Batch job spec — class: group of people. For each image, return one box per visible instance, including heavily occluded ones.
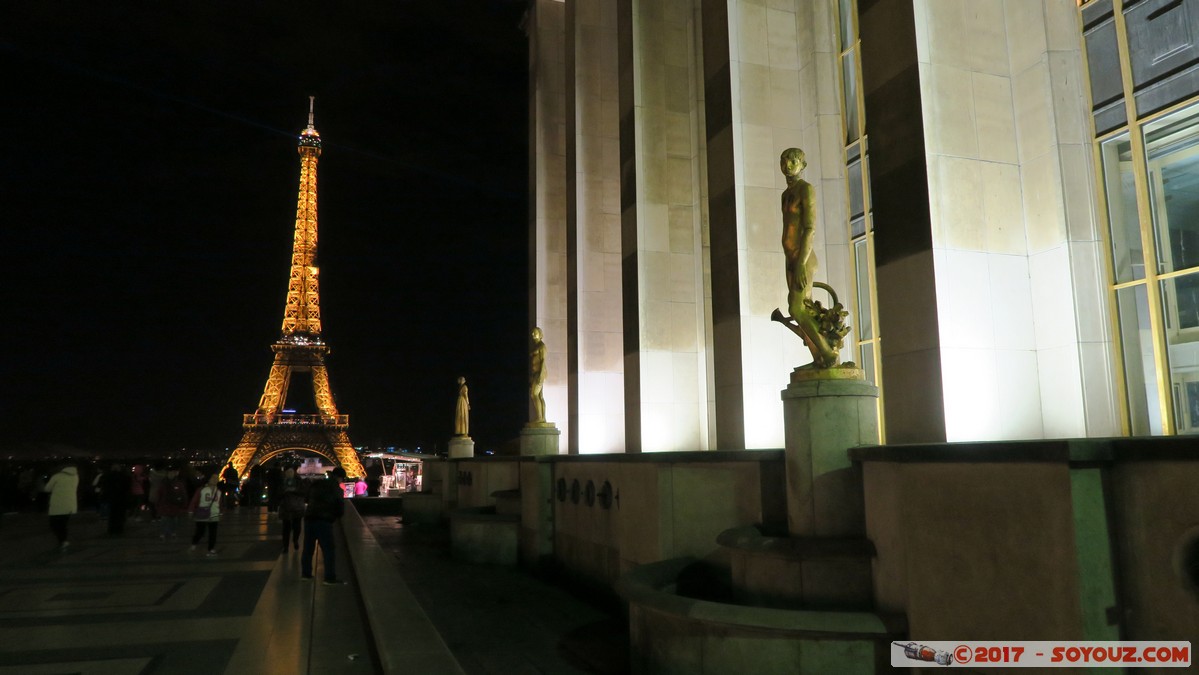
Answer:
[40,461,350,583]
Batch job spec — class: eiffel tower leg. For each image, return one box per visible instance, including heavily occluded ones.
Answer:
[311,365,337,417]
[329,430,365,479]
[227,429,268,477]
[258,360,292,415]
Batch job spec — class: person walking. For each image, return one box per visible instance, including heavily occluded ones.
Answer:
[220,462,239,510]
[155,467,189,539]
[100,463,132,535]
[130,464,147,521]
[44,463,79,551]
[189,473,222,557]
[301,467,345,584]
[278,467,305,553]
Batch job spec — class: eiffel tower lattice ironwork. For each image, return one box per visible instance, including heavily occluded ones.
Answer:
[226,99,366,479]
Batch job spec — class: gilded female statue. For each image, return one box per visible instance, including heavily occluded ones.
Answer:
[454,376,470,437]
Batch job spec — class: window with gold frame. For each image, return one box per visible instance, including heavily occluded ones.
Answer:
[1081,0,1199,435]
[837,0,883,440]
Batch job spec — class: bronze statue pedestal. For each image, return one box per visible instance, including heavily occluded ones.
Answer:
[781,373,877,538]
[448,435,475,459]
[520,423,560,456]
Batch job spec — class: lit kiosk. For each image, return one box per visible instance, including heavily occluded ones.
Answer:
[226,99,366,480]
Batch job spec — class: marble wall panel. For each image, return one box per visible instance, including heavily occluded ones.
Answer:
[1047,51,1086,147]
[941,346,1001,440]
[1021,150,1067,253]
[1037,342,1087,437]
[1004,0,1047,75]
[1069,240,1107,345]
[925,0,968,70]
[980,161,1026,255]
[1060,143,1097,242]
[934,156,985,250]
[766,8,799,70]
[973,72,1019,163]
[928,63,979,159]
[1043,0,1078,53]
[1013,61,1054,163]
[814,50,840,116]
[878,348,947,443]
[936,249,995,349]
[964,0,1009,77]
[1029,245,1079,351]
[738,62,772,127]
[738,1,770,66]
[988,252,1037,351]
[1077,341,1120,437]
[995,348,1045,439]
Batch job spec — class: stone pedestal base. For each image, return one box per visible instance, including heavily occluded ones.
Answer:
[448,436,475,459]
[520,424,560,456]
[782,377,878,538]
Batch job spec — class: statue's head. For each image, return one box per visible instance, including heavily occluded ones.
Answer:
[532,326,543,341]
[779,148,806,177]
[458,376,465,385]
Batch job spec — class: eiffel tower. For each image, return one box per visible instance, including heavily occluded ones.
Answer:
[226,99,366,479]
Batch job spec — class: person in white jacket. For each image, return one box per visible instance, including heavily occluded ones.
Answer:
[189,472,222,557]
[44,464,79,551]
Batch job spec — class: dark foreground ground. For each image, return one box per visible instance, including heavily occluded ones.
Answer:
[0,503,628,674]
[362,513,630,675]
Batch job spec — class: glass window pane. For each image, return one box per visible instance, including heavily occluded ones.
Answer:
[1102,133,1144,283]
[1162,270,1199,433]
[1144,103,1199,275]
[860,342,876,386]
[854,238,873,340]
[851,216,866,239]
[1117,284,1163,435]
[1162,267,1199,334]
[848,158,864,220]
[838,0,854,49]
[842,50,860,145]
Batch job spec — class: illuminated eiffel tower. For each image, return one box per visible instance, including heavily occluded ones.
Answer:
[226,99,366,479]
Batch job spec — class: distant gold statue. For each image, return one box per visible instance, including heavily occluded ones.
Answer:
[773,148,851,370]
[529,327,547,424]
[454,376,470,437]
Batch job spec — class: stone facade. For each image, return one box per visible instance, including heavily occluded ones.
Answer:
[529,0,1172,450]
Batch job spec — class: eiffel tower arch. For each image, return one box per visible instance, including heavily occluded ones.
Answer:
[226,99,366,479]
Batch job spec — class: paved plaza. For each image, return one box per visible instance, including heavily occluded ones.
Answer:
[0,503,627,674]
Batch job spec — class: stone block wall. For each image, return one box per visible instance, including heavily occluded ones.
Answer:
[544,450,787,589]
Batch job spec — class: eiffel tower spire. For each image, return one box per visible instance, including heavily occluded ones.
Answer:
[282,95,323,338]
[226,100,365,480]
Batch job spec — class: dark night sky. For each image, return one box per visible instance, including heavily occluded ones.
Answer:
[0,2,531,456]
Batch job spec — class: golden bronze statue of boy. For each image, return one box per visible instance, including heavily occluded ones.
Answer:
[773,148,854,376]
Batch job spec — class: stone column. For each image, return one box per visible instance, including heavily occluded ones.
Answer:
[529,0,571,448]
[616,0,712,453]
[782,376,878,537]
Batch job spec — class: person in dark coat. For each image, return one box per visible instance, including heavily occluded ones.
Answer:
[277,467,305,553]
[301,467,345,584]
[99,464,133,535]
[265,465,283,513]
